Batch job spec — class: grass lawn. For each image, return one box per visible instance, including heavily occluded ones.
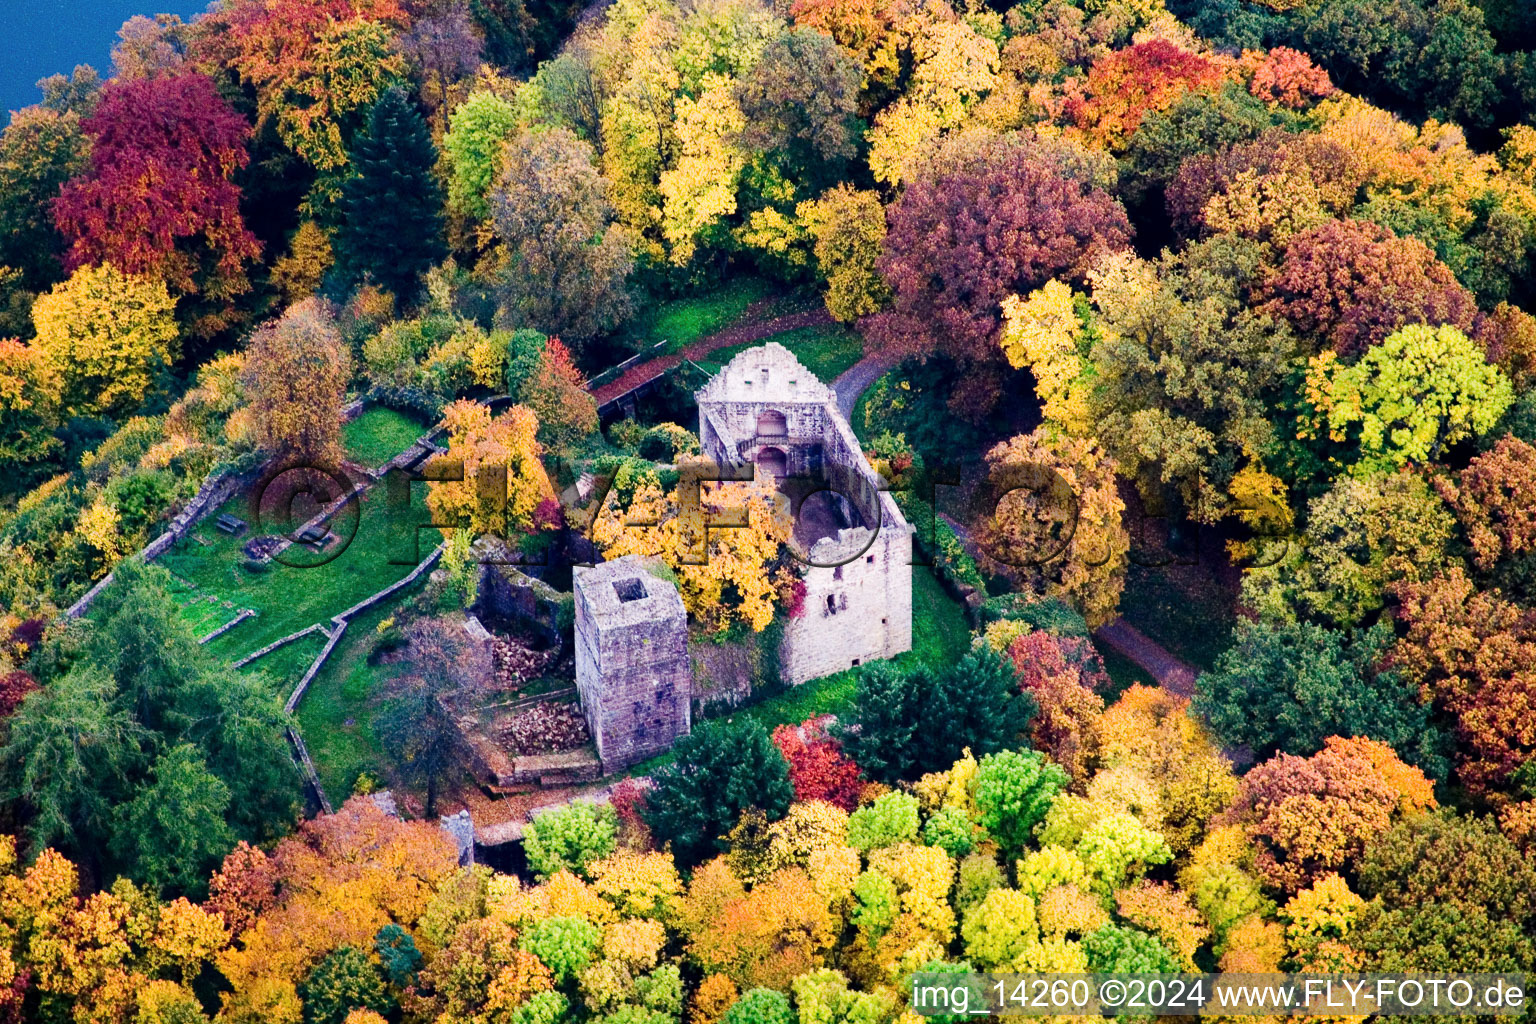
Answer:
[344,407,426,467]
[295,601,401,799]
[908,567,972,667]
[693,323,864,384]
[159,482,433,663]
[241,629,330,696]
[634,277,777,353]
[849,372,881,444]
[164,571,246,639]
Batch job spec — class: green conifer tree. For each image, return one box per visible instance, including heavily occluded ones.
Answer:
[336,87,447,302]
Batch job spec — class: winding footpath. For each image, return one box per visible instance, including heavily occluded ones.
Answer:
[831,351,900,420]
[932,515,1204,697]
[590,306,834,407]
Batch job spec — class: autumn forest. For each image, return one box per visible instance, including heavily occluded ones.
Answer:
[0,0,1535,1021]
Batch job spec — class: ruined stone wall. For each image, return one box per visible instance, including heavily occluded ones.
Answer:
[780,406,912,684]
[782,519,912,683]
[573,557,691,773]
[475,562,567,648]
[696,343,912,686]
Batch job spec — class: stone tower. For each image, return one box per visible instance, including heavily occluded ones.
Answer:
[573,555,691,773]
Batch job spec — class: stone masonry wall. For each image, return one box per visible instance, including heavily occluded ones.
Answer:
[696,344,912,685]
[574,557,692,773]
[780,408,912,683]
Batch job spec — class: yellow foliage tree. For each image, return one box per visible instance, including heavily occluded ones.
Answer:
[767,801,851,870]
[603,917,668,969]
[806,844,863,917]
[999,281,1094,435]
[590,851,683,921]
[961,888,1038,968]
[0,337,63,467]
[427,400,556,542]
[30,263,177,415]
[592,464,793,632]
[865,843,955,943]
[1097,685,1238,853]
[660,73,747,265]
[1280,873,1366,971]
[76,495,124,560]
[980,429,1129,627]
[798,185,891,322]
[866,18,1000,185]
[270,221,333,305]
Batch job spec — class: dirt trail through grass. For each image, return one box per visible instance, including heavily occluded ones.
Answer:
[590,306,833,406]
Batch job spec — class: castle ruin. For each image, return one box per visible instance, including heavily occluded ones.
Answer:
[695,343,913,683]
[570,344,912,774]
[572,555,691,773]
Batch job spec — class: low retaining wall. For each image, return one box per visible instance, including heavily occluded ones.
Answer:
[64,463,261,620]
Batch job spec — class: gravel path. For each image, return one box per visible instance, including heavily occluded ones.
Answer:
[831,351,898,420]
[1092,616,1200,696]
[941,503,1206,700]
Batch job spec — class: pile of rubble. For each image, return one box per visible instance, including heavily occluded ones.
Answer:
[499,701,589,755]
[491,636,559,689]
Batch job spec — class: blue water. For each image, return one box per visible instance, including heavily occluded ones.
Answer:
[1,1,210,116]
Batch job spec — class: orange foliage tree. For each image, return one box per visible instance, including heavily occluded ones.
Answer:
[244,299,353,467]
[1392,568,1536,795]
[211,797,460,1022]
[1225,737,1435,893]
[0,838,231,1024]
[684,865,837,990]
[1243,47,1334,108]
[1065,41,1225,149]
[517,337,598,448]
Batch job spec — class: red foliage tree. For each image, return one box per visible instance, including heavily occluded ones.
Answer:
[772,717,863,811]
[1259,219,1480,358]
[205,840,280,936]
[862,144,1130,416]
[1226,736,1435,893]
[1392,569,1536,795]
[5,619,45,662]
[53,73,261,340]
[1245,47,1335,108]
[1006,631,1107,785]
[1065,40,1225,147]
[1433,436,1536,571]
[1478,301,1536,388]
[609,776,654,848]
[0,670,38,719]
